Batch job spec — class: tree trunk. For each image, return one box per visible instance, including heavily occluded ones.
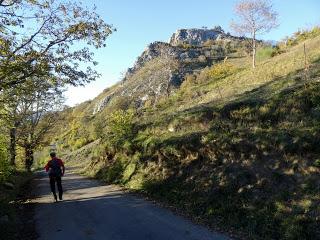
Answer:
[252,31,256,69]
[9,127,16,166]
[25,144,34,172]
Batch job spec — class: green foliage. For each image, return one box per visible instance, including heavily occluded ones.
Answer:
[0,0,113,171]
[106,109,136,149]
[277,26,320,52]
[0,134,11,183]
[109,96,134,111]
[122,163,137,182]
[181,62,238,89]
[313,159,320,168]
[0,0,114,90]
[102,159,124,183]
[285,26,320,47]
[93,115,107,139]
[179,62,238,101]
[256,46,276,60]
[74,138,88,150]
[208,62,237,80]
[0,160,11,183]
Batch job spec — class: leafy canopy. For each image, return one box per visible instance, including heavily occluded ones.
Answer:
[0,0,114,90]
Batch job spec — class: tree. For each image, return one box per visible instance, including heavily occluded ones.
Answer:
[0,0,114,168]
[0,0,114,90]
[0,71,64,169]
[106,109,135,150]
[14,81,64,171]
[230,0,278,68]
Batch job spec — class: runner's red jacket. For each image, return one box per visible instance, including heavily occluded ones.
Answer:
[45,158,64,173]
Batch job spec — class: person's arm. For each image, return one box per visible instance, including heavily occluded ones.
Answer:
[60,159,65,176]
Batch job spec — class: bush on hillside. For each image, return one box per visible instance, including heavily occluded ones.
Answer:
[281,26,320,48]
[180,74,197,89]
[179,63,237,99]
[109,96,134,111]
[256,46,277,60]
[208,62,237,80]
[106,109,136,150]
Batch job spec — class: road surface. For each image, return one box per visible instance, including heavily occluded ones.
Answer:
[33,170,230,240]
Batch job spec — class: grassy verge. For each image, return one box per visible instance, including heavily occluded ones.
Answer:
[89,40,320,239]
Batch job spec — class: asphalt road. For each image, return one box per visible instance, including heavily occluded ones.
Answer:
[33,170,230,240]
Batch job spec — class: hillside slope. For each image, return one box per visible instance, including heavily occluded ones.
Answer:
[37,29,320,239]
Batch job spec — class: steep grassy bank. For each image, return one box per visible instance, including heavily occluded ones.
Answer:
[37,31,320,239]
[93,80,320,239]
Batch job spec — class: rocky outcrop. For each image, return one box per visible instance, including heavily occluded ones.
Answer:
[124,42,177,81]
[124,40,223,82]
[93,92,116,114]
[93,27,243,114]
[169,26,229,46]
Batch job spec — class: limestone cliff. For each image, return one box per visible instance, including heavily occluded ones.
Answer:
[169,26,229,46]
[93,27,245,114]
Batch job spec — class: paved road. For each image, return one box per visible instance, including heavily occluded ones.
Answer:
[33,170,229,240]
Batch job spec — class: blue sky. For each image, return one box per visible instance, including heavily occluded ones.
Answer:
[65,0,320,106]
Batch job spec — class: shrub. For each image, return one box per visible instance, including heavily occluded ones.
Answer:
[180,74,197,90]
[196,67,212,84]
[102,159,124,183]
[93,115,107,139]
[256,46,277,60]
[281,26,320,48]
[109,96,133,111]
[208,62,237,80]
[313,159,320,168]
[106,109,136,149]
[74,138,88,150]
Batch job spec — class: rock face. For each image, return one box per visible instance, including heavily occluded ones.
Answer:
[93,27,242,114]
[169,26,228,46]
[124,42,177,81]
[93,92,116,114]
[124,41,217,81]
[93,42,221,113]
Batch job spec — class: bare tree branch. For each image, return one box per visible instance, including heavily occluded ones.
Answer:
[230,0,278,68]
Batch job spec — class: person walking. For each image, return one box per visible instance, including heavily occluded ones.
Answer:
[45,152,65,202]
